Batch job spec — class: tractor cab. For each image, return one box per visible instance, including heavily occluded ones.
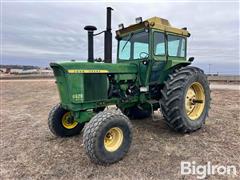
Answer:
[115,17,191,86]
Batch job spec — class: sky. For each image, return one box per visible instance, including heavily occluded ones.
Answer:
[1,0,240,74]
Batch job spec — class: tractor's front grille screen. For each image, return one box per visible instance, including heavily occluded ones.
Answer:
[83,74,108,102]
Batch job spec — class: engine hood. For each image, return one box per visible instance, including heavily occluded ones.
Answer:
[50,61,137,74]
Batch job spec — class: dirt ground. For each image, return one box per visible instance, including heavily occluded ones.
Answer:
[1,80,239,179]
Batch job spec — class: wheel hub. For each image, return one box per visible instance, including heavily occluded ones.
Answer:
[62,112,78,129]
[185,82,205,120]
[104,127,123,152]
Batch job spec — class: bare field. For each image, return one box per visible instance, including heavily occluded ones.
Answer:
[1,80,240,179]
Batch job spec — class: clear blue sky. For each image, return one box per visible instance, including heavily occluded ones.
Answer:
[2,0,240,75]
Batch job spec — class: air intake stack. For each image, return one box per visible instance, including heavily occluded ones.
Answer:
[84,25,97,62]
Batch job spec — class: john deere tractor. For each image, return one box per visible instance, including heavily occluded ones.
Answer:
[49,7,210,165]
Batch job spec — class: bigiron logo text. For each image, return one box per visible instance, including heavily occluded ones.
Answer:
[181,161,238,179]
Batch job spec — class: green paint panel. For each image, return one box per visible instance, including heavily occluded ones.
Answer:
[115,73,137,82]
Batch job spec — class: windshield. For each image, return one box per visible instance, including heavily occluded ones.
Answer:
[118,31,149,60]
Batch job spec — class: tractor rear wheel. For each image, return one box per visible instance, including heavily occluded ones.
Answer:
[121,106,151,119]
[48,104,85,137]
[83,111,132,165]
[160,66,210,133]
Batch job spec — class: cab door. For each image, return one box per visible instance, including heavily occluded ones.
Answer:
[128,30,151,86]
[149,30,167,84]
[117,30,152,86]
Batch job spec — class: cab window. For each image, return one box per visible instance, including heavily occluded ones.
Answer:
[153,32,165,55]
[119,40,130,60]
[133,42,148,59]
[118,31,149,60]
[167,35,186,57]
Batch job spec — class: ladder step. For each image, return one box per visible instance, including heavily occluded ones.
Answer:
[145,100,162,121]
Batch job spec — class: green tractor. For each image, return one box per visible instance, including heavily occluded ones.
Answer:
[49,7,210,165]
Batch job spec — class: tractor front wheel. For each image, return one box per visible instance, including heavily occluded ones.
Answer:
[160,66,210,133]
[48,104,85,137]
[83,111,132,165]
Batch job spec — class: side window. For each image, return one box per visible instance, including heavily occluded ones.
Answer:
[168,35,186,57]
[119,40,130,60]
[133,42,149,59]
[154,32,165,55]
[133,31,149,59]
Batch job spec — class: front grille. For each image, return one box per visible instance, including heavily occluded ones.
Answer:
[83,74,108,101]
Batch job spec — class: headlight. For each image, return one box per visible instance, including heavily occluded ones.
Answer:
[118,23,124,30]
[135,17,142,24]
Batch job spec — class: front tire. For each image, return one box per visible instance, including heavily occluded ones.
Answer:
[160,66,210,133]
[48,104,85,137]
[83,111,132,165]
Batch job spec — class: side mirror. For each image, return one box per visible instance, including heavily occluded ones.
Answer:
[188,57,194,62]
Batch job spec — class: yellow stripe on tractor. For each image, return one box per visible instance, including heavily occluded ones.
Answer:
[68,69,109,74]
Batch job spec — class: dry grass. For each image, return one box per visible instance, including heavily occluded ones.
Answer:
[1,80,240,179]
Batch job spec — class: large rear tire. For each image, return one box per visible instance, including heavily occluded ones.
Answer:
[48,104,85,137]
[83,111,132,165]
[160,66,210,133]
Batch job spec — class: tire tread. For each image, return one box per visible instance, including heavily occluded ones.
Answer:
[160,66,210,133]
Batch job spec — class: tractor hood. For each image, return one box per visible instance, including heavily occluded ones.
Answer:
[50,61,137,74]
[50,61,138,111]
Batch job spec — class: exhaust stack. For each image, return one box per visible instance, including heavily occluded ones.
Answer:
[84,7,113,63]
[84,25,97,62]
[104,7,113,63]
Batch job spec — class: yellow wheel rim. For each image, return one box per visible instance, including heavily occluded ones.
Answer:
[185,82,205,120]
[61,112,78,129]
[104,127,123,152]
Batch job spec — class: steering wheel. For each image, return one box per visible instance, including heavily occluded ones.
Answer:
[139,52,149,59]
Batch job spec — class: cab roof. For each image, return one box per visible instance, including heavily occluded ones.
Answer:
[116,17,190,37]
